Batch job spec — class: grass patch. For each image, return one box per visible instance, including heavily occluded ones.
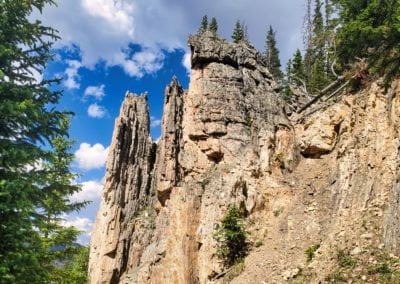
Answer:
[222,259,245,283]
[325,270,346,283]
[337,250,357,268]
[368,262,392,275]
[305,244,320,262]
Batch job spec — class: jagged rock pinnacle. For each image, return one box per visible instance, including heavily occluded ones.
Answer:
[89,30,400,283]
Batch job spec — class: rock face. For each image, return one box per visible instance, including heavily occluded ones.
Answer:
[89,93,156,284]
[89,31,400,283]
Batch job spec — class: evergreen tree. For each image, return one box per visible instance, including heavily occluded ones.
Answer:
[209,17,218,35]
[0,1,87,282]
[215,204,249,266]
[304,0,329,93]
[199,15,208,33]
[303,0,314,75]
[324,0,336,78]
[283,59,294,102]
[241,22,249,43]
[286,59,293,85]
[265,26,283,81]
[232,20,244,43]
[290,49,306,86]
[332,0,400,87]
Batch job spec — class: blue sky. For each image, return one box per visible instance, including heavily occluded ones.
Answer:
[34,0,305,244]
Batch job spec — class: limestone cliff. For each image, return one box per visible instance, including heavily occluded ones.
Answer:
[89,31,400,283]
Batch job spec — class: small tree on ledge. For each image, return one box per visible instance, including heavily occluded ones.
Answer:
[199,15,208,33]
[232,20,244,43]
[214,204,249,266]
[209,17,218,35]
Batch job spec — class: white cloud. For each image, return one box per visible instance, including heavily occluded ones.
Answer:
[37,0,304,76]
[29,68,43,83]
[150,116,162,128]
[24,159,44,172]
[84,85,106,100]
[64,60,82,89]
[88,103,107,118]
[70,180,103,203]
[117,48,165,77]
[74,143,109,170]
[182,51,191,74]
[61,216,93,236]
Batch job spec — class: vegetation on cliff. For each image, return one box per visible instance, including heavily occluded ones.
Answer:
[214,204,249,267]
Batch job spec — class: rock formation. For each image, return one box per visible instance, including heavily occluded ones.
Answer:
[89,31,400,283]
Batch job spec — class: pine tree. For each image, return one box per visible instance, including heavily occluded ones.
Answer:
[232,20,244,43]
[199,15,208,33]
[215,204,249,266]
[265,26,283,81]
[324,0,336,78]
[241,22,249,43]
[332,0,400,87]
[291,49,306,85]
[304,0,329,93]
[303,0,314,75]
[209,17,218,35]
[283,59,294,102]
[0,1,87,282]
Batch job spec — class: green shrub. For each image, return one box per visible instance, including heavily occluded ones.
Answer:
[223,259,246,282]
[215,204,249,266]
[337,250,356,268]
[305,244,320,262]
[325,270,346,283]
[368,262,392,275]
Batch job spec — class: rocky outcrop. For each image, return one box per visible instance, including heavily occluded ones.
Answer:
[152,77,184,207]
[89,93,156,284]
[89,31,293,283]
[89,30,400,284]
[232,81,400,283]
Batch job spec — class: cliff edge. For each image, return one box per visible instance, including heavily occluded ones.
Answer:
[89,32,400,283]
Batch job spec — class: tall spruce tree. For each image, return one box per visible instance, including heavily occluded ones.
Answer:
[241,22,249,43]
[304,0,329,93]
[0,1,86,282]
[303,0,314,75]
[265,26,283,81]
[232,20,244,43]
[324,0,336,79]
[291,49,306,85]
[199,15,208,33]
[283,59,294,102]
[209,17,218,35]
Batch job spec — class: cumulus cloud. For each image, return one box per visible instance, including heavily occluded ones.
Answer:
[24,159,44,172]
[88,103,107,118]
[117,48,165,77]
[74,143,109,170]
[61,216,93,236]
[37,0,165,77]
[37,0,304,77]
[29,68,43,83]
[182,52,191,75]
[64,60,82,89]
[84,85,106,100]
[70,180,103,203]
[150,116,162,128]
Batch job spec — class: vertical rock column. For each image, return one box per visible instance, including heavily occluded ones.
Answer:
[89,93,156,284]
[152,77,185,207]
